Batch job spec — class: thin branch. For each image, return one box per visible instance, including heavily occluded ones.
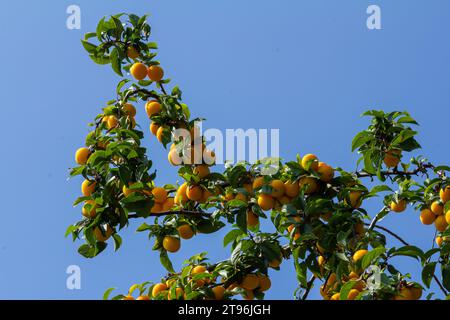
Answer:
[356,163,434,178]
[301,275,316,300]
[128,210,210,219]
[365,223,448,296]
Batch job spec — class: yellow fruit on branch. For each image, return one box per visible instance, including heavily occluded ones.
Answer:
[317,162,334,182]
[150,203,163,214]
[156,126,168,143]
[287,224,300,240]
[346,289,360,300]
[81,179,96,196]
[347,191,363,209]
[177,224,194,240]
[122,103,136,117]
[390,199,407,213]
[383,149,402,168]
[152,187,168,204]
[394,287,414,300]
[439,186,450,203]
[193,164,210,179]
[240,274,259,291]
[330,293,340,300]
[212,286,226,300]
[145,100,161,117]
[122,183,139,197]
[257,275,271,292]
[168,287,184,300]
[162,236,180,253]
[186,185,203,201]
[150,122,160,136]
[162,197,174,211]
[82,200,97,218]
[318,256,326,268]
[431,201,444,216]
[175,183,188,205]
[301,154,319,171]
[284,181,299,198]
[352,249,368,262]
[152,283,168,297]
[94,225,113,242]
[107,115,118,129]
[257,194,275,211]
[435,215,448,232]
[446,210,450,224]
[247,210,259,227]
[136,295,150,300]
[200,189,213,204]
[147,65,164,82]
[234,193,247,202]
[191,265,207,275]
[298,177,319,195]
[126,46,140,59]
[252,177,266,190]
[420,208,436,225]
[130,62,148,80]
[270,179,285,198]
[168,148,183,166]
[75,147,90,165]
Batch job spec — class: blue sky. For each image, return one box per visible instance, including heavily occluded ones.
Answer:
[1,0,450,299]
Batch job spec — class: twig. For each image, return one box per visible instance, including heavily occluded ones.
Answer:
[365,223,448,296]
[356,163,434,179]
[301,275,316,300]
[128,210,210,219]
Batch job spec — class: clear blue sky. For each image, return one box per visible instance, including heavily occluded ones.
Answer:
[1,0,450,299]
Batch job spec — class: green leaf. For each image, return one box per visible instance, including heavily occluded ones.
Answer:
[339,281,357,300]
[196,219,224,234]
[160,250,175,273]
[112,234,122,252]
[442,264,450,291]
[227,199,247,208]
[223,229,244,247]
[103,287,116,300]
[84,32,97,40]
[136,223,152,232]
[397,116,418,125]
[78,244,96,258]
[81,40,97,53]
[65,225,78,238]
[361,247,385,270]
[110,48,123,76]
[370,185,393,194]
[390,245,423,261]
[235,209,248,234]
[422,262,437,288]
[351,131,371,152]
[89,55,110,65]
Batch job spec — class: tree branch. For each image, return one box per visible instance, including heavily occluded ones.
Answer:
[365,223,448,296]
[356,162,434,178]
[128,210,210,219]
[301,275,316,300]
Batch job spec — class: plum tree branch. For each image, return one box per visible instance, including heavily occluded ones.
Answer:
[128,210,210,219]
[356,162,434,179]
[301,275,316,300]
[365,223,448,296]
